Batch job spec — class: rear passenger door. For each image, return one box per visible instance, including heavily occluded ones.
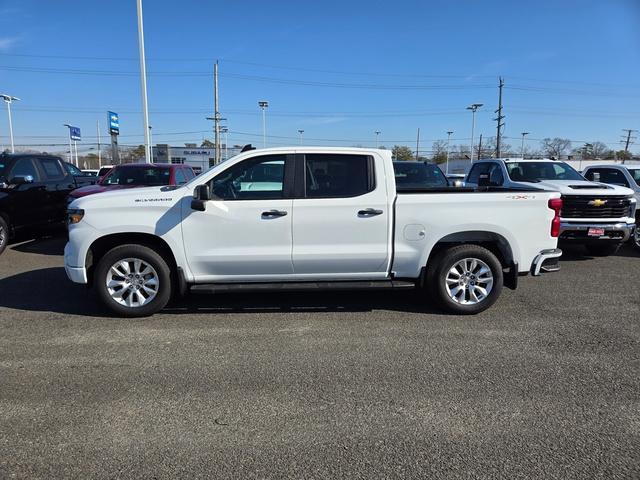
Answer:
[291,153,390,278]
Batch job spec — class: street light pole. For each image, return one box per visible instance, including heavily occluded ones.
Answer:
[466,103,483,162]
[258,100,269,148]
[298,129,304,145]
[520,132,529,159]
[0,94,20,153]
[136,0,151,163]
[375,130,381,148]
[445,131,453,175]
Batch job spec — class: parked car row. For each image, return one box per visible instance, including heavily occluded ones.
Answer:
[0,153,194,255]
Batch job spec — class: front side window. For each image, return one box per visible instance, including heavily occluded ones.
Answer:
[9,158,39,181]
[305,154,372,198]
[629,169,640,187]
[394,162,448,189]
[64,162,83,176]
[102,166,171,186]
[208,154,285,200]
[506,162,583,182]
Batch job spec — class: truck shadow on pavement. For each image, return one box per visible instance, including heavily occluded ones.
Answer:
[0,266,443,317]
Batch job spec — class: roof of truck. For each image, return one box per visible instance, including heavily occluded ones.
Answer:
[476,158,559,163]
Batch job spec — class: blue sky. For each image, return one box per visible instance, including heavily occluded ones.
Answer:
[0,0,638,154]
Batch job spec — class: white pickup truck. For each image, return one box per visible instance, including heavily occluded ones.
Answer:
[65,147,562,317]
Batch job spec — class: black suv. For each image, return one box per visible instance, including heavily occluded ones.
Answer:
[0,153,89,255]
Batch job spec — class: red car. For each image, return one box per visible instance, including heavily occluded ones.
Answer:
[69,163,195,200]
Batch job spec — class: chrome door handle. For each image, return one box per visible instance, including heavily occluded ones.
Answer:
[358,208,383,217]
[261,209,288,218]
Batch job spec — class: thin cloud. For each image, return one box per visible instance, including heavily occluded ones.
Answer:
[0,36,20,51]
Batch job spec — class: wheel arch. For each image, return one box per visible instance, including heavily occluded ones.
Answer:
[86,232,179,286]
[422,230,517,289]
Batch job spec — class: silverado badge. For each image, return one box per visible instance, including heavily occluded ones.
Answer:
[588,199,607,207]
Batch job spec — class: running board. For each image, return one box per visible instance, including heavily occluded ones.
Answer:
[190,280,416,294]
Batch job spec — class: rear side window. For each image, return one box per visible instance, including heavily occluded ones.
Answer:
[9,158,39,181]
[64,162,83,176]
[38,158,65,180]
[305,154,373,198]
[174,168,186,185]
[584,168,630,187]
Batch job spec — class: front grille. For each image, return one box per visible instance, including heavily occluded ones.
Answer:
[561,195,631,219]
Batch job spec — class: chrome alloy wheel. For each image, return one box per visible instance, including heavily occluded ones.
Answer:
[634,227,640,249]
[445,258,494,305]
[0,224,5,247]
[106,258,159,308]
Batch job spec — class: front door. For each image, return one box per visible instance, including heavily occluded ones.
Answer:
[291,153,390,278]
[6,157,47,228]
[181,154,295,282]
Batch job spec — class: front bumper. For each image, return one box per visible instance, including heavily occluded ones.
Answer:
[531,248,563,276]
[64,241,88,284]
[559,222,634,243]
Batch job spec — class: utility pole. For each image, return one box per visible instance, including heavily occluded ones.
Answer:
[96,120,101,167]
[520,131,529,159]
[214,61,221,163]
[136,0,151,163]
[478,134,483,160]
[445,131,453,175]
[494,77,505,158]
[622,129,637,164]
[415,128,420,161]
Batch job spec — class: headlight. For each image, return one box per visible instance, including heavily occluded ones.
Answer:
[67,208,85,225]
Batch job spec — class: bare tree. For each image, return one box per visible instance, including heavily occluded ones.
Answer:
[590,141,611,158]
[540,138,572,159]
[431,140,448,164]
[392,145,414,161]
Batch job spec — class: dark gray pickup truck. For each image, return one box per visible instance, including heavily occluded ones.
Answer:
[0,153,94,255]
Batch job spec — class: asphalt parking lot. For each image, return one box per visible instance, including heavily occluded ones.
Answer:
[0,236,638,479]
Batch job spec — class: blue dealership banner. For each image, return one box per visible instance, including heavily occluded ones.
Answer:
[108,111,119,135]
[69,126,81,141]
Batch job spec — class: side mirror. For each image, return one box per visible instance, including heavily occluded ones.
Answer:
[191,184,211,211]
[10,175,34,186]
[592,172,601,182]
[477,172,491,188]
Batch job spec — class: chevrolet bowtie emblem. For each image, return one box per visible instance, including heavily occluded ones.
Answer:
[588,199,607,207]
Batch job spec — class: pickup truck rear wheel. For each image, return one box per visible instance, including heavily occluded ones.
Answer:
[632,228,640,251]
[0,215,8,256]
[430,245,503,315]
[94,244,172,317]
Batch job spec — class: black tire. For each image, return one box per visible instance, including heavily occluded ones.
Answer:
[428,244,503,315]
[94,244,172,317]
[0,215,8,256]
[632,227,640,252]
[584,243,620,257]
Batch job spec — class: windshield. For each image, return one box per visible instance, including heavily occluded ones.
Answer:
[101,166,171,186]
[394,162,448,189]
[630,169,640,186]
[506,161,584,182]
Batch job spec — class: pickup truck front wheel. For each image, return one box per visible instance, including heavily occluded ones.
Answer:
[94,244,172,317]
[430,245,503,315]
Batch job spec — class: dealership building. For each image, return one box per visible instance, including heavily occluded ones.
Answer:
[152,144,241,174]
